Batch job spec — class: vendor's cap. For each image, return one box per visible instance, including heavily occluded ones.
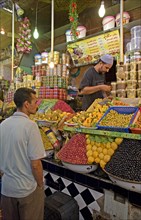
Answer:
[100,54,113,65]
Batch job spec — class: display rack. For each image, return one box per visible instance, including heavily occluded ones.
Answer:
[63,126,141,140]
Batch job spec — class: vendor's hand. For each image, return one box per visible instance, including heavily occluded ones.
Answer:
[100,85,111,92]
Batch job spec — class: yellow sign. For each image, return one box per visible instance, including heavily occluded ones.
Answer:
[67,30,120,66]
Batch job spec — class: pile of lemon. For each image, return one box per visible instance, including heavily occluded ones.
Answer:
[86,134,123,169]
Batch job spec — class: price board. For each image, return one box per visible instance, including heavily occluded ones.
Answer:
[67,30,120,67]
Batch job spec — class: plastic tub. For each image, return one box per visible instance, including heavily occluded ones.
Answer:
[138,70,141,80]
[131,37,141,50]
[117,81,126,90]
[116,12,130,27]
[138,80,141,88]
[129,71,137,80]
[34,54,42,65]
[102,16,115,31]
[127,89,136,98]
[111,90,116,98]
[127,80,137,89]
[65,26,86,42]
[131,26,141,38]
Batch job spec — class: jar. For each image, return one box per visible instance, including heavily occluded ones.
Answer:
[138,70,141,80]
[125,71,130,81]
[34,54,42,66]
[127,80,137,89]
[111,82,117,91]
[138,80,141,88]
[116,89,126,98]
[137,88,141,97]
[129,71,137,80]
[111,90,116,98]
[117,81,126,90]
[127,89,136,98]
[41,52,48,64]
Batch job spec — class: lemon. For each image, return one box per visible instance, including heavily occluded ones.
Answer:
[95,157,100,164]
[86,150,93,157]
[96,142,101,147]
[100,160,106,169]
[107,149,114,156]
[92,145,97,151]
[111,142,118,151]
[103,155,111,163]
[103,148,108,155]
[91,140,95,146]
[93,151,98,158]
[97,147,103,153]
[115,137,123,145]
[86,144,92,151]
[106,142,111,149]
[99,153,104,160]
[86,134,89,139]
[86,139,91,145]
[88,156,94,164]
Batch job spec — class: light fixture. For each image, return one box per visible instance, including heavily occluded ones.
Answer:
[15,3,24,16]
[49,0,54,69]
[33,0,39,39]
[98,1,105,18]
[0,28,5,35]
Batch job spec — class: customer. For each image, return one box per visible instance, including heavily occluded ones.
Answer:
[79,54,113,110]
[0,87,46,220]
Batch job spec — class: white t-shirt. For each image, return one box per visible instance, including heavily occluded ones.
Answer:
[0,112,46,198]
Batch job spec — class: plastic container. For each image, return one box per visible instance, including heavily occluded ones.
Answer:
[131,37,141,50]
[44,191,79,220]
[96,106,138,133]
[138,70,141,80]
[111,82,117,90]
[131,26,141,38]
[117,81,126,90]
[111,90,116,98]
[65,26,86,42]
[115,12,130,27]
[116,89,126,98]
[127,89,136,98]
[102,16,115,31]
[127,80,137,89]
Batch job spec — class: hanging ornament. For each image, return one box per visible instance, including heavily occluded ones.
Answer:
[16,17,32,54]
[69,0,78,40]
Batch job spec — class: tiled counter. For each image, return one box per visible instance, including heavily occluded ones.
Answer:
[42,158,141,220]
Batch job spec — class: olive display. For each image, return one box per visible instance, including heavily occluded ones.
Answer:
[99,110,133,127]
[105,139,141,182]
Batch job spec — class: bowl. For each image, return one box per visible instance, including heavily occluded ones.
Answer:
[104,170,141,193]
[45,149,54,158]
[62,161,98,174]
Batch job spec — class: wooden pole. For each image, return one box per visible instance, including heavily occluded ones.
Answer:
[11,3,15,82]
[120,0,124,63]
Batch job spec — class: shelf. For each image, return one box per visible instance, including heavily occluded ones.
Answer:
[63,126,141,140]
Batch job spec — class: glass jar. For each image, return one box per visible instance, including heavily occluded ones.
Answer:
[127,89,136,98]
[116,89,126,98]
[127,80,137,89]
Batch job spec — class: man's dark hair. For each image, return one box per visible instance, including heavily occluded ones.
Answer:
[14,87,36,108]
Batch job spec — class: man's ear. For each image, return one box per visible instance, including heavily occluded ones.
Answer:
[24,100,29,108]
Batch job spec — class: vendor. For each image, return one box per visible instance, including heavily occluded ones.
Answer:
[79,54,113,110]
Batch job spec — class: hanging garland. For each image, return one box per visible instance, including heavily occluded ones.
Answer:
[69,0,78,40]
[16,17,32,54]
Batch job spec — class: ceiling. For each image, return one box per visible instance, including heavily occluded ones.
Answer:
[0,0,115,53]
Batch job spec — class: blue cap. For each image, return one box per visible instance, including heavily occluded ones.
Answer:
[100,54,113,65]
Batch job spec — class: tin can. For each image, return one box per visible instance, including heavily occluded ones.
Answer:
[56,64,62,76]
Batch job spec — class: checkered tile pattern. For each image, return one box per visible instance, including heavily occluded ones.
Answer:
[43,171,103,220]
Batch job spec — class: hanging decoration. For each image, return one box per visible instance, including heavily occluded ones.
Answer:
[16,17,32,54]
[69,0,78,40]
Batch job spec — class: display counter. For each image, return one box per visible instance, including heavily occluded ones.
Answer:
[42,158,141,220]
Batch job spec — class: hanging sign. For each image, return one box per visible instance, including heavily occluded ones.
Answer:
[67,29,120,67]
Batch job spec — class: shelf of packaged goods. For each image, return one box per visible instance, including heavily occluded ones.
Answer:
[63,126,141,140]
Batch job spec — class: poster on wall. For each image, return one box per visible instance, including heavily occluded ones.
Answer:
[67,30,120,67]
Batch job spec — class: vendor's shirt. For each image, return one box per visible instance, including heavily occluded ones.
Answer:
[79,67,105,110]
[0,112,46,198]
